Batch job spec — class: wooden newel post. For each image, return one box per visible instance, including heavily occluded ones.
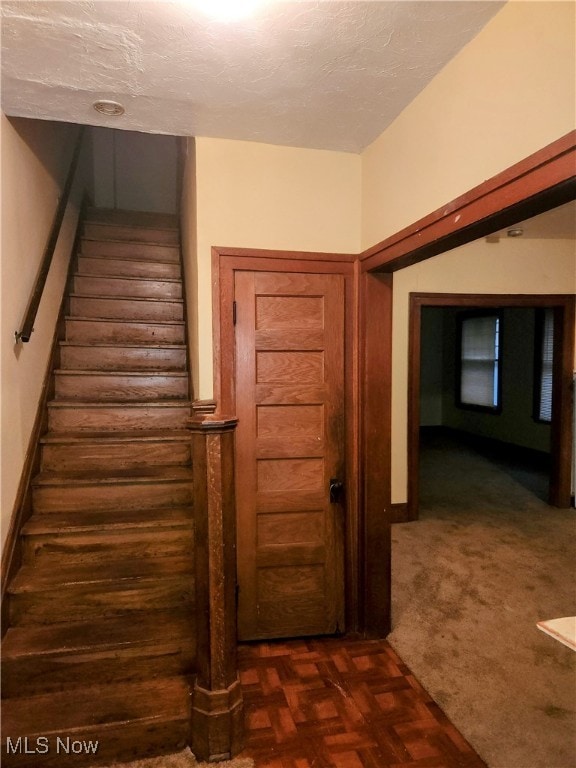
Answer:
[189,400,243,762]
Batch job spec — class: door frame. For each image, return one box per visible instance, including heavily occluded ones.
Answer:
[212,246,361,635]
[408,293,575,519]
[359,131,575,636]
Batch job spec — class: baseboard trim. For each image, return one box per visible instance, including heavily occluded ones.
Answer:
[390,503,411,523]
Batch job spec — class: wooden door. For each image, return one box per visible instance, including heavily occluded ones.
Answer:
[234,270,346,640]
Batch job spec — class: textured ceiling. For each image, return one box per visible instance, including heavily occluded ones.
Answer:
[1,1,503,153]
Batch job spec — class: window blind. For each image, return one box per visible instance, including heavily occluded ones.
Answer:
[538,308,554,422]
[460,315,500,408]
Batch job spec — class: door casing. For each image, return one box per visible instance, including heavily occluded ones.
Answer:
[212,247,361,635]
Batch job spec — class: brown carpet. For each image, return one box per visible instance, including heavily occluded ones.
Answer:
[99,748,253,768]
[388,430,576,768]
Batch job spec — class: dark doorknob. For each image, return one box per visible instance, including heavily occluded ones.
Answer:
[329,479,344,504]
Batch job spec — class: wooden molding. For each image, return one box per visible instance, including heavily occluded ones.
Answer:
[189,402,243,761]
[358,272,393,638]
[212,248,361,635]
[361,130,576,273]
[407,294,575,519]
[389,503,411,524]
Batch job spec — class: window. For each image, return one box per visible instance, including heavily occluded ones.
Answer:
[457,312,502,412]
[534,308,554,423]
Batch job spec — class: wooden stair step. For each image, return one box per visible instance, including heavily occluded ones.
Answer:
[83,222,180,245]
[1,611,195,697]
[21,506,194,566]
[8,557,194,625]
[0,677,190,767]
[9,555,194,592]
[69,294,184,322]
[77,255,181,280]
[40,430,191,471]
[48,400,191,431]
[60,342,187,372]
[85,207,179,230]
[73,274,183,300]
[32,466,194,513]
[81,238,180,263]
[64,317,185,344]
[54,370,189,401]
[23,505,193,534]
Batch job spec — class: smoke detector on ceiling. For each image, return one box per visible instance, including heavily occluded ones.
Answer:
[93,100,125,116]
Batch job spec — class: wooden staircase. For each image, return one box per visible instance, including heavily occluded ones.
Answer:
[1,209,196,767]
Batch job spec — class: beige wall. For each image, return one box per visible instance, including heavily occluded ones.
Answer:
[391,238,575,502]
[1,115,83,552]
[356,0,576,503]
[190,136,361,398]
[361,0,576,249]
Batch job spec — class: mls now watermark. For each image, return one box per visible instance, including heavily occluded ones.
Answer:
[4,736,99,756]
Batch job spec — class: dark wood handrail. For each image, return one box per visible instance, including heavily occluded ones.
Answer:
[15,126,86,343]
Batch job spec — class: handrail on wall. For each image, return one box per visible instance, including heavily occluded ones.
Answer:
[15,126,86,344]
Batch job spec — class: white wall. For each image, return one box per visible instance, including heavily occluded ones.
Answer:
[1,115,85,552]
[92,128,178,214]
[189,137,362,399]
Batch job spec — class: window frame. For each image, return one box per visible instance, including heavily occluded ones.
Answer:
[533,307,554,424]
[455,309,503,414]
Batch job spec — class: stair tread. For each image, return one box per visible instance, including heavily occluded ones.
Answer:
[0,676,190,735]
[82,236,179,248]
[9,556,194,593]
[40,429,190,444]
[65,315,185,326]
[54,369,188,376]
[33,466,193,486]
[75,272,181,284]
[70,293,183,304]
[2,610,194,659]
[22,506,193,535]
[49,400,191,408]
[78,251,181,265]
[59,342,186,349]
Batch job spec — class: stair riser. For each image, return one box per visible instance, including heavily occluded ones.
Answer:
[65,319,185,345]
[83,223,180,245]
[54,373,188,401]
[69,296,183,322]
[1,639,195,698]
[77,256,181,280]
[41,441,191,472]
[48,405,190,432]
[74,275,182,300]
[33,482,193,514]
[81,239,179,263]
[22,530,194,566]
[60,346,186,372]
[9,580,193,626]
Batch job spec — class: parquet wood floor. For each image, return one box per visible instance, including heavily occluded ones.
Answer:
[236,637,487,768]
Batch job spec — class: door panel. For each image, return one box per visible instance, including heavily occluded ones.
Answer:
[235,271,345,640]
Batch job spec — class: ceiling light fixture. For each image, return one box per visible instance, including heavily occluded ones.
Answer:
[93,100,125,116]
[189,0,264,22]
[507,228,524,238]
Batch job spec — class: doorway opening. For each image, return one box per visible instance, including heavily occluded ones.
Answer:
[408,294,574,520]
